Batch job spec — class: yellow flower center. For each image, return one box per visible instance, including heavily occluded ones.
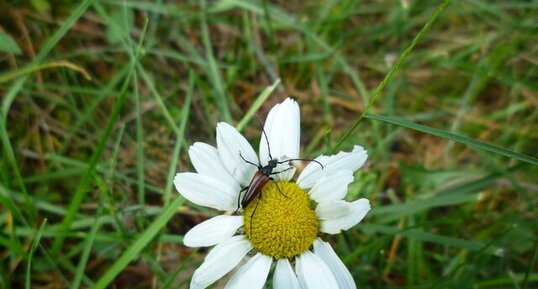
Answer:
[243,181,319,259]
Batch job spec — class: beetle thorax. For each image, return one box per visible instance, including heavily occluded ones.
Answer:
[260,159,278,175]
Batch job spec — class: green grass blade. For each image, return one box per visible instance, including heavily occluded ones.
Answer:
[522,242,538,289]
[51,19,150,254]
[0,236,24,256]
[360,224,499,254]
[163,70,194,206]
[93,197,185,289]
[0,113,37,221]
[134,69,145,205]
[365,114,538,165]
[200,0,232,122]
[0,61,91,83]
[236,79,281,131]
[1,0,95,120]
[137,66,182,135]
[70,205,103,289]
[25,219,47,289]
[333,0,451,151]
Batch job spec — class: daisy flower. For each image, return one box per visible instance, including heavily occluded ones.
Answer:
[174,98,370,289]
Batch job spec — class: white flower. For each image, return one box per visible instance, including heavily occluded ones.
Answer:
[174,98,370,289]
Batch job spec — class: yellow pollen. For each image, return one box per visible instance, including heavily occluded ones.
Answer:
[243,181,319,259]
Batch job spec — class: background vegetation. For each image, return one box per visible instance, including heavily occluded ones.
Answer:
[1,0,537,288]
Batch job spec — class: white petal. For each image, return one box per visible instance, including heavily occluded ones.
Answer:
[316,200,351,220]
[314,239,356,289]
[259,98,300,181]
[184,215,244,247]
[318,198,371,234]
[273,259,301,289]
[297,145,368,189]
[216,122,259,186]
[296,251,338,289]
[224,253,272,289]
[308,170,354,203]
[189,142,240,191]
[174,173,238,211]
[190,236,252,289]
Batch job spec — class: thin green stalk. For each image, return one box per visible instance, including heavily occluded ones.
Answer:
[2,0,95,120]
[71,205,103,289]
[163,70,194,206]
[25,219,47,289]
[0,117,35,221]
[200,0,232,122]
[365,114,538,166]
[134,69,145,205]
[51,19,149,254]
[93,197,185,289]
[522,242,538,289]
[236,79,281,131]
[137,66,181,135]
[334,0,451,151]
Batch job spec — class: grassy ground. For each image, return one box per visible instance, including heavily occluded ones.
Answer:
[1,0,537,288]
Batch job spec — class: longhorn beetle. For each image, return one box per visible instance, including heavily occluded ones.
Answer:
[236,116,323,236]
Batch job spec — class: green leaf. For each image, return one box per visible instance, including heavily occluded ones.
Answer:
[0,32,22,55]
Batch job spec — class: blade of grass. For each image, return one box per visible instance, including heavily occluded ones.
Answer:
[474,274,538,289]
[236,78,281,131]
[333,0,451,151]
[0,185,70,286]
[153,71,194,287]
[51,18,150,254]
[360,224,499,254]
[200,0,232,122]
[0,60,91,83]
[146,70,194,288]
[70,204,103,289]
[2,0,95,120]
[365,114,538,165]
[372,164,524,221]
[214,1,370,124]
[522,242,538,289]
[25,219,47,289]
[134,69,145,205]
[0,236,24,256]
[0,117,35,221]
[0,184,26,223]
[137,66,181,135]
[93,196,185,289]
[58,65,130,155]
[163,70,194,206]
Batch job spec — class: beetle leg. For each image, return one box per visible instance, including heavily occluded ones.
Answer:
[270,178,290,199]
[249,192,263,239]
[234,186,249,214]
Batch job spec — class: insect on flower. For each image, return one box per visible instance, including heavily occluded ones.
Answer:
[174,97,371,289]
[237,117,323,235]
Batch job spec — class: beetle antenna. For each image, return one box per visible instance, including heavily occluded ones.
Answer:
[277,158,324,169]
[239,151,261,168]
[254,115,273,161]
